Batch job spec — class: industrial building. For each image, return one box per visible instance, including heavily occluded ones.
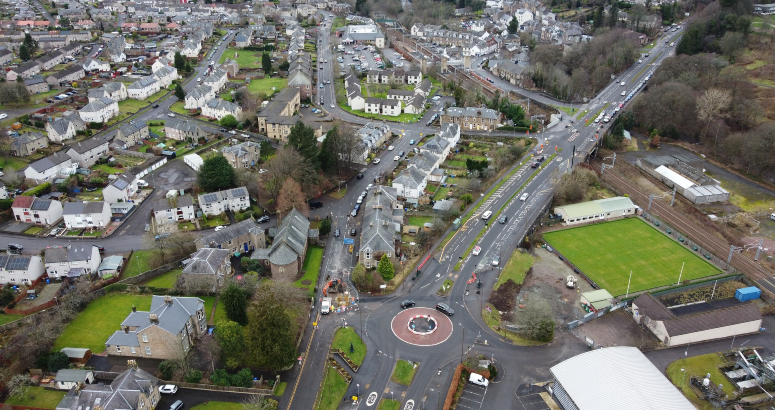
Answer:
[554,197,638,226]
[636,154,730,204]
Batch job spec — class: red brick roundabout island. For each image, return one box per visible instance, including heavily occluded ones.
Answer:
[391,307,454,346]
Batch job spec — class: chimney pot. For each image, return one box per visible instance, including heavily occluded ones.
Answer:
[132,305,136,312]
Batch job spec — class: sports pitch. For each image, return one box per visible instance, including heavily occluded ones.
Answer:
[543,218,721,296]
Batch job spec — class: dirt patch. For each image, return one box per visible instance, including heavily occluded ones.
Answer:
[574,309,657,349]
[301,279,312,286]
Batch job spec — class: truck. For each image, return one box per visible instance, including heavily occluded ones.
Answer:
[321,297,332,314]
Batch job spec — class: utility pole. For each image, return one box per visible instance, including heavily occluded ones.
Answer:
[670,187,676,207]
[727,245,735,270]
[755,239,764,261]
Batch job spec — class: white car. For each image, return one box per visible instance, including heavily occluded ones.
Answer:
[366,184,373,190]
[159,385,178,395]
[394,155,400,161]
[229,130,237,135]
[258,169,268,174]
[520,193,529,201]
[621,91,626,96]
[330,104,335,108]
[388,146,394,151]
[0,113,7,119]
[215,226,225,232]
[472,246,481,256]
[373,158,381,164]
[356,196,363,204]
[167,113,175,117]
[240,133,249,138]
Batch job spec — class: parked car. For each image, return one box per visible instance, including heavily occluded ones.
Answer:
[373,158,381,164]
[167,113,175,117]
[8,244,22,253]
[214,226,225,231]
[309,200,323,209]
[153,104,159,108]
[334,229,340,237]
[256,215,270,223]
[356,173,364,179]
[388,145,394,151]
[169,400,183,410]
[159,385,178,395]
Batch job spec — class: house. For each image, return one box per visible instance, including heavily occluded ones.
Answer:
[392,166,428,204]
[46,65,85,86]
[381,99,401,116]
[550,347,695,410]
[44,245,101,278]
[287,55,312,99]
[63,201,111,230]
[127,77,161,100]
[6,61,41,81]
[414,79,432,98]
[74,19,96,29]
[65,137,109,168]
[203,68,228,93]
[55,369,94,391]
[82,58,110,72]
[554,197,638,226]
[197,187,249,216]
[364,97,382,115]
[387,89,415,102]
[222,141,260,169]
[24,77,50,94]
[195,218,266,253]
[105,36,126,62]
[102,172,138,204]
[344,73,365,110]
[440,122,461,146]
[0,49,12,65]
[419,135,451,159]
[441,106,502,131]
[59,348,93,364]
[150,195,195,224]
[164,118,207,142]
[105,296,207,359]
[152,65,178,88]
[355,122,391,161]
[46,117,77,143]
[184,84,214,110]
[251,208,312,281]
[11,132,48,157]
[202,98,244,121]
[359,187,400,268]
[631,293,763,347]
[55,367,161,410]
[0,254,46,286]
[23,152,75,183]
[78,97,119,123]
[233,29,252,47]
[36,51,66,70]
[403,95,425,115]
[256,88,301,141]
[337,24,386,48]
[180,40,201,58]
[151,55,173,73]
[490,59,525,85]
[181,248,231,293]
[115,121,149,148]
[88,82,127,102]
[406,70,422,84]
[220,59,239,78]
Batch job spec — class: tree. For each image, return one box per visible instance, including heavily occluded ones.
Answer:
[355,0,368,15]
[696,88,732,156]
[319,217,331,236]
[460,193,473,206]
[198,155,235,192]
[22,33,38,55]
[215,320,246,369]
[242,393,277,410]
[159,360,177,380]
[508,17,518,35]
[59,17,70,27]
[220,114,239,128]
[318,127,339,174]
[377,254,394,281]
[241,257,264,276]
[174,83,185,100]
[185,61,192,72]
[6,374,32,400]
[524,306,555,342]
[276,177,309,217]
[19,44,30,61]
[174,52,185,70]
[265,147,309,202]
[261,52,272,73]
[14,81,30,105]
[221,283,248,326]
[245,290,297,371]
[278,60,290,71]
[287,121,318,166]
[47,351,70,372]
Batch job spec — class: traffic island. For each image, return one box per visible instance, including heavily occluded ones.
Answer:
[391,307,453,346]
[437,279,454,296]
[391,360,419,386]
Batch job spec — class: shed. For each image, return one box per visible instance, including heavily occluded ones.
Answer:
[554,197,637,226]
[433,199,454,213]
[97,255,124,278]
[184,153,204,171]
[580,289,614,312]
[60,347,93,364]
[55,369,95,390]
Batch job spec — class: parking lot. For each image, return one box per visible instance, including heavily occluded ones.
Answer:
[334,43,408,76]
[514,384,551,410]
[457,381,487,410]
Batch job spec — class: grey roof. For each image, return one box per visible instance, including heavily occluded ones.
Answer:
[63,201,108,215]
[222,141,260,159]
[107,296,204,346]
[24,77,47,86]
[205,98,241,114]
[182,248,231,275]
[266,208,309,265]
[117,121,148,138]
[127,76,158,90]
[198,187,248,205]
[421,135,450,154]
[55,368,158,410]
[67,136,108,154]
[151,195,194,212]
[11,131,47,151]
[445,106,500,119]
[387,89,415,97]
[48,117,74,136]
[80,97,116,113]
[55,369,92,383]
[60,347,90,358]
[360,213,395,253]
[186,84,212,99]
[197,218,263,248]
[0,255,32,270]
[393,166,427,189]
[103,82,125,93]
[45,245,97,263]
[108,172,135,190]
[49,64,85,80]
[14,61,39,74]
[98,255,123,272]
[165,118,201,133]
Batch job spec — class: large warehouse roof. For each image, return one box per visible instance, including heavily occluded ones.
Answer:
[550,347,695,410]
[555,196,635,219]
[655,165,695,189]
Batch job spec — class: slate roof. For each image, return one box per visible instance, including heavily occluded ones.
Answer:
[29,151,71,172]
[80,97,116,113]
[183,248,231,275]
[445,106,500,119]
[360,213,395,253]
[196,218,263,248]
[11,131,46,151]
[421,135,450,154]
[13,61,39,74]
[127,76,158,90]
[45,245,96,263]
[198,187,248,205]
[109,296,203,341]
[55,369,92,383]
[165,118,201,133]
[393,166,427,189]
[68,136,108,154]
[55,368,158,410]
[103,82,125,93]
[48,117,74,136]
[63,201,108,215]
[49,64,84,81]
[151,195,193,213]
[186,84,212,99]
[222,141,260,159]
[265,208,309,265]
[204,98,240,114]
[24,77,48,87]
[117,121,148,138]
[107,172,136,190]
[387,89,415,98]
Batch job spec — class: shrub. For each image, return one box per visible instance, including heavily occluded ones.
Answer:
[210,369,231,386]
[159,360,176,380]
[443,364,465,410]
[88,122,103,130]
[25,182,52,197]
[104,283,128,293]
[34,121,45,128]
[184,370,203,383]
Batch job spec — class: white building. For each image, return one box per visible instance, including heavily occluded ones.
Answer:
[12,196,64,226]
[202,98,244,121]
[102,172,138,204]
[23,152,76,184]
[554,197,638,226]
[0,255,46,286]
[65,137,110,168]
[185,84,214,109]
[197,187,250,216]
[78,97,119,123]
[151,195,195,224]
[88,82,127,102]
[127,77,161,100]
[44,245,102,279]
[392,166,428,204]
[45,117,77,143]
[152,65,178,88]
[82,58,111,72]
[63,201,112,230]
[203,68,228,93]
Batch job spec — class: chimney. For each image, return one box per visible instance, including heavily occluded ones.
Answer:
[132,305,136,313]
[149,314,159,324]
[124,326,129,334]
[164,295,173,305]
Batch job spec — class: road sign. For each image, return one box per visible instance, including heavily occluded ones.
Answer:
[343,238,354,245]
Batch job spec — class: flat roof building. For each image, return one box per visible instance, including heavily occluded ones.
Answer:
[554,197,638,226]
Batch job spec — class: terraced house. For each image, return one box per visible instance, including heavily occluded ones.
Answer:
[256,88,301,142]
[202,98,244,121]
[164,118,207,142]
[195,218,265,253]
[197,187,250,216]
[46,64,85,86]
[127,77,161,100]
[115,121,149,148]
[63,201,111,229]
[12,196,63,226]
[88,82,128,102]
[78,97,119,123]
[150,195,195,224]
[44,245,101,278]
[64,136,109,168]
[441,107,502,131]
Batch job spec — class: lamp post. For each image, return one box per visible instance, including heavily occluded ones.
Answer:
[680,368,686,390]
[357,383,359,397]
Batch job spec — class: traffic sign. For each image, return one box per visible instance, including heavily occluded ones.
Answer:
[343,238,354,245]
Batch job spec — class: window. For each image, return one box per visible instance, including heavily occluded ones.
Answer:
[142,334,148,342]
[116,346,122,353]
[145,346,151,355]
[130,346,136,354]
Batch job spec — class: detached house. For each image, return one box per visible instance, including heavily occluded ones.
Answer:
[78,97,119,123]
[105,296,207,359]
[106,36,126,63]
[44,245,101,279]
[127,77,160,100]
[11,132,48,157]
[102,172,138,204]
[12,197,63,226]
[46,116,78,143]
[24,152,75,183]
[181,248,231,293]
[195,218,265,253]
[0,254,46,286]
[55,368,161,410]
[222,141,260,169]
[65,137,109,168]
[202,98,244,121]
[251,208,313,281]
[197,187,249,216]
[63,201,111,230]
[82,58,110,72]
[150,195,195,225]
[164,118,207,142]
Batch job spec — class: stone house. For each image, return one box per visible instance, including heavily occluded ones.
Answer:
[11,132,48,157]
[222,141,260,169]
[164,118,207,142]
[181,248,231,293]
[54,368,161,410]
[115,121,149,148]
[195,218,266,254]
[441,107,501,131]
[251,208,314,281]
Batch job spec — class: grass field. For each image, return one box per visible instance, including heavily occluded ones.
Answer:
[142,268,182,288]
[53,294,153,352]
[218,48,264,69]
[332,327,366,366]
[544,218,721,296]
[495,251,533,290]
[390,360,418,386]
[201,295,228,324]
[0,313,25,325]
[3,386,67,409]
[0,156,29,171]
[247,77,287,96]
[294,246,323,297]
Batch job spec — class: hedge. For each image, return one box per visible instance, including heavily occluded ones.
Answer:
[24,182,52,197]
[443,364,465,410]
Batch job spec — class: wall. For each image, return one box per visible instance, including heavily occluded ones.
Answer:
[115,149,156,159]
[666,320,763,346]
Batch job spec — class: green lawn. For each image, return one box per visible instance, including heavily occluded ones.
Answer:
[316,365,350,410]
[329,187,347,199]
[446,160,466,168]
[200,295,228,324]
[495,251,533,290]
[0,313,25,325]
[247,77,287,96]
[433,187,450,201]
[543,218,721,296]
[201,216,228,229]
[332,327,366,366]
[3,386,67,409]
[275,381,288,396]
[189,402,243,410]
[142,268,182,288]
[666,353,734,409]
[0,156,29,172]
[53,294,153,352]
[93,163,127,174]
[24,226,43,235]
[169,101,191,115]
[294,246,323,296]
[407,216,433,227]
[218,48,264,69]
[147,89,169,103]
[390,360,418,386]
[126,250,157,277]
[118,98,150,113]
[377,400,401,410]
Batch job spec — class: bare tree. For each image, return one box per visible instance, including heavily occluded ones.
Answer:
[5,374,32,400]
[242,394,277,410]
[265,147,305,202]
[195,335,221,374]
[276,177,309,218]
[142,231,198,268]
[696,88,732,156]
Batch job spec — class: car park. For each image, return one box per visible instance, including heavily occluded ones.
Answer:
[436,303,454,316]
[400,300,416,309]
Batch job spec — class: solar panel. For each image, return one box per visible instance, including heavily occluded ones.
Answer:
[30,199,51,211]
[112,178,129,190]
[203,193,218,203]
[231,188,247,197]
[7,257,30,270]
[0,255,9,267]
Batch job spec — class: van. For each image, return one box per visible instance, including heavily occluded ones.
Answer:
[469,373,489,387]
[482,211,492,220]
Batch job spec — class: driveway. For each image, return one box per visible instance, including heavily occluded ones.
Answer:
[158,388,253,409]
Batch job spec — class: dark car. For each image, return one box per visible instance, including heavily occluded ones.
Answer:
[256,215,270,223]
[398,151,404,157]
[537,155,545,162]
[436,303,454,316]
[530,162,539,169]
[169,400,184,410]
[498,216,508,224]
[334,229,340,237]
[309,200,323,209]
[97,246,105,253]
[8,244,23,253]
[153,104,159,108]
[219,128,227,132]
[400,300,416,309]
[356,173,364,179]
[350,228,357,236]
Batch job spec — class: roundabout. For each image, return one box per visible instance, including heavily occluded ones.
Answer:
[390,307,453,346]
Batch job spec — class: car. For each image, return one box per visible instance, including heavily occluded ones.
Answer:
[538,155,546,162]
[320,84,324,88]
[350,228,357,236]
[621,81,626,86]
[229,130,237,135]
[169,400,184,410]
[356,196,363,204]
[491,256,501,266]
[334,229,340,237]
[356,173,364,179]
[214,226,225,231]
[330,104,335,108]
[373,158,380,164]
[85,186,98,192]
[400,300,416,309]
[256,215,270,223]
[469,373,489,387]
[0,113,9,119]
[159,385,178,395]
[409,139,415,145]
[472,246,481,256]
[219,128,227,132]
[309,200,323,209]
[619,103,624,108]
[240,133,249,138]
[167,113,175,117]
[394,155,400,161]
[367,184,373,190]
[398,151,405,157]
[258,169,268,174]
[8,244,23,253]
[153,104,159,108]
[498,216,508,224]
[621,91,626,96]
[520,192,529,201]
[530,162,539,169]
[388,145,394,151]
[350,209,358,217]
[436,303,454,316]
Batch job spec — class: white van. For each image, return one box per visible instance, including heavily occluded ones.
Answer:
[482,211,492,220]
[469,373,489,387]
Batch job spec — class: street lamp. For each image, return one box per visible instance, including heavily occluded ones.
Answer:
[680,368,686,390]
[357,383,359,397]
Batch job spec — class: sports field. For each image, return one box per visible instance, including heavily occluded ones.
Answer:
[544,218,721,296]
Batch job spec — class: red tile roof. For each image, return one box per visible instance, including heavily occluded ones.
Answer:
[12,196,34,209]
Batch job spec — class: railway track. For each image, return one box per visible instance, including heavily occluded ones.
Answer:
[591,159,775,294]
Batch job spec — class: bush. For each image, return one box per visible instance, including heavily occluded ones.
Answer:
[0,199,13,211]
[210,369,231,386]
[231,368,254,387]
[88,122,104,130]
[443,364,465,410]
[24,182,52,197]
[184,370,203,383]
[104,283,128,293]
[34,121,45,128]
[159,360,176,380]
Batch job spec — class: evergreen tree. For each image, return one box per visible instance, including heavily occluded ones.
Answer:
[185,61,192,72]
[221,284,248,326]
[286,121,319,166]
[174,83,185,100]
[318,126,339,174]
[508,17,518,35]
[245,291,297,371]
[174,51,185,70]
[197,155,235,192]
[592,6,604,29]
[377,254,394,280]
[261,52,272,74]
[19,44,30,61]
[23,33,38,55]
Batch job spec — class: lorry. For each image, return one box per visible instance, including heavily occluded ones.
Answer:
[321,297,332,314]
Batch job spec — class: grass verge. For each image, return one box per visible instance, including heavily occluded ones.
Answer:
[189,402,244,410]
[332,327,366,366]
[329,187,347,199]
[315,365,350,410]
[377,400,401,410]
[274,381,287,397]
[494,251,533,289]
[294,246,323,297]
[391,360,418,386]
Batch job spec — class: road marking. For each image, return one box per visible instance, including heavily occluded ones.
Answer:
[403,399,415,410]
[366,392,378,406]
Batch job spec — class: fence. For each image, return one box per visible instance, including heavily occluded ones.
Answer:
[170,380,273,395]
[566,301,627,330]
[4,277,66,315]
